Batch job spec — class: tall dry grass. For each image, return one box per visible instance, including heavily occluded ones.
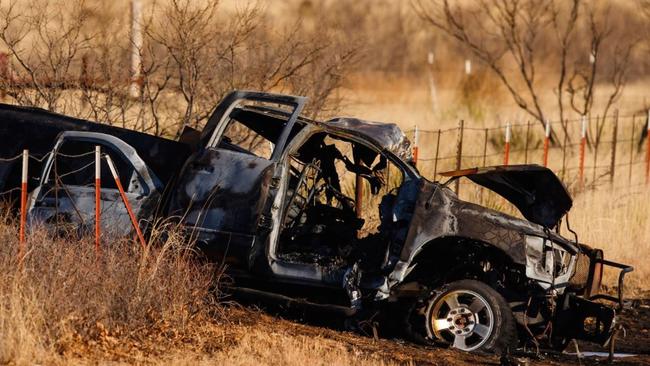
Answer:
[0,210,405,365]
[566,186,650,295]
[0,211,217,364]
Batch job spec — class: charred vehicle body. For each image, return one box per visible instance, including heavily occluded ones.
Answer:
[0,91,633,353]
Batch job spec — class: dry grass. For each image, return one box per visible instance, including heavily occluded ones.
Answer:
[567,186,650,295]
[0,211,217,364]
[0,211,411,365]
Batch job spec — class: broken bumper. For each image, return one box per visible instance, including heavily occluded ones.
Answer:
[555,258,633,345]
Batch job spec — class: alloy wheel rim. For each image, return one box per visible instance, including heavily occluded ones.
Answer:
[429,289,495,351]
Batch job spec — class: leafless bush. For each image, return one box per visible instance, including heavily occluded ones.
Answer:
[414,0,637,144]
[0,0,360,138]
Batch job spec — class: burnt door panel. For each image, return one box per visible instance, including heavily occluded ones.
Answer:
[171,148,275,266]
[172,91,306,268]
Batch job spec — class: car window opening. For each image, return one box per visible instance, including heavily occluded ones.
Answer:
[214,103,305,160]
[50,140,143,194]
[278,131,410,272]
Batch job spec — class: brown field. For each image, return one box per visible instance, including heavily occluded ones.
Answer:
[1,0,650,364]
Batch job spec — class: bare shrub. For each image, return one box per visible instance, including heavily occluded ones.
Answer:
[0,0,360,139]
[413,0,637,142]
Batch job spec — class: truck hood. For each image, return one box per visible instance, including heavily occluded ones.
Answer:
[440,164,572,228]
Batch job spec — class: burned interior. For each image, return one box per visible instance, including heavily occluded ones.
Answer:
[0,90,633,354]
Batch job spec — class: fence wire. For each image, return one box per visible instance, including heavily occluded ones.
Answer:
[410,112,650,193]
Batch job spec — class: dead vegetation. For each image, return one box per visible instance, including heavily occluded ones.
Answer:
[0,210,421,364]
[0,210,218,364]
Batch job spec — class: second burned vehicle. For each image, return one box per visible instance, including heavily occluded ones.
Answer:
[1,91,632,353]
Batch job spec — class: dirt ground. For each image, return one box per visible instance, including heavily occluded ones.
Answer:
[63,297,650,365]
[225,298,650,366]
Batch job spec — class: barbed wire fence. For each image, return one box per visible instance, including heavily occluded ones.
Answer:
[409,110,650,197]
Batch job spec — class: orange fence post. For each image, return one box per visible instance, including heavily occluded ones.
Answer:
[19,149,28,263]
[503,123,511,166]
[94,146,101,257]
[543,120,550,167]
[105,155,147,249]
[412,125,419,167]
[579,115,587,188]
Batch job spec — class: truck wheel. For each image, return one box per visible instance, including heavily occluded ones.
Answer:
[421,280,517,353]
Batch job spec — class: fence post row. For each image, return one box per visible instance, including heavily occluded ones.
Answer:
[104,155,147,249]
[19,149,28,264]
[579,115,587,188]
[95,146,101,257]
[503,122,511,166]
[543,120,550,167]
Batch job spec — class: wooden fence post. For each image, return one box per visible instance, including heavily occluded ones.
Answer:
[455,120,464,194]
[579,115,587,188]
[482,128,488,167]
[543,120,550,167]
[629,115,636,186]
[19,149,28,264]
[561,119,568,182]
[592,115,600,184]
[503,122,511,166]
[646,109,650,186]
[524,121,531,164]
[95,146,101,257]
[609,111,618,185]
[0,52,8,99]
[433,129,441,178]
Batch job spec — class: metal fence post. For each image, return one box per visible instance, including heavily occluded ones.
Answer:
[105,155,147,249]
[503,122,511,166]
[579,115,587,188]
[455,120,464,194]
[95,146,101,257]
[610,111,618,185]
[412,125,419,168]
[480,128,488,204]
[19,149,28,264]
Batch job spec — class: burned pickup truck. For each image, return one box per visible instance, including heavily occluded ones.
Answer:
[0,91,633,353]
